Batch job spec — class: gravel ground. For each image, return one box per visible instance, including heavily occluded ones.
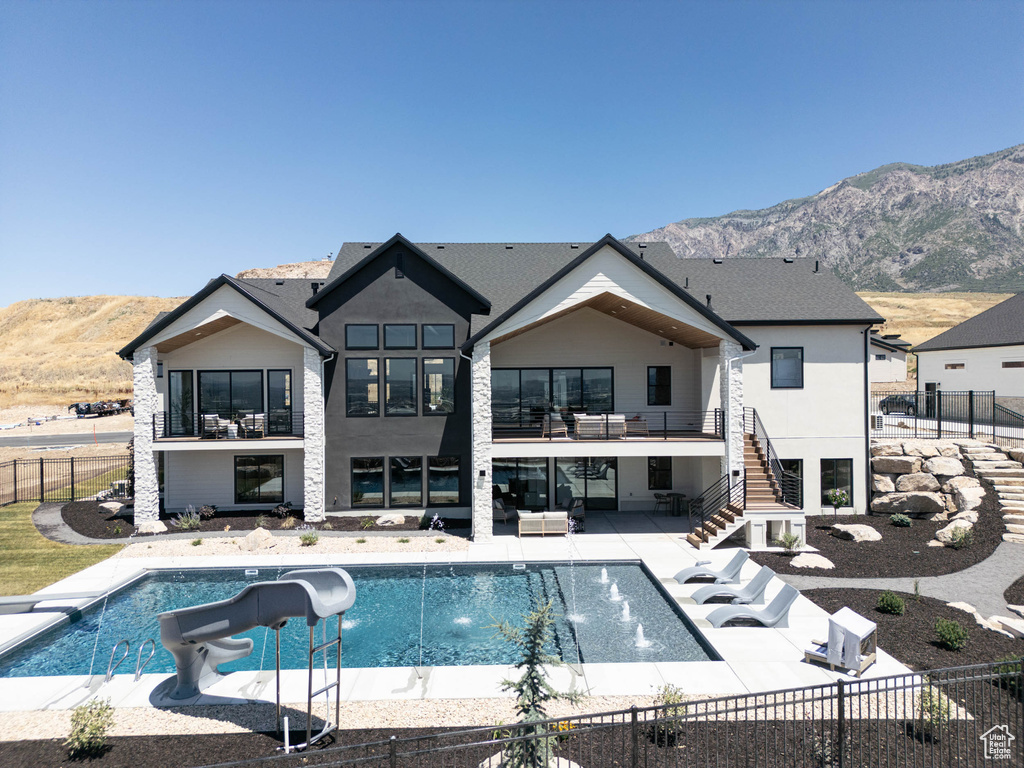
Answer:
[0,404,132,435]
[115,531,470,558]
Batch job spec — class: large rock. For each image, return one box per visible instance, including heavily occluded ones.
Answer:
[240,527,275,551]
[951,510,979,524]
[938,444,963,458]
[936,519,973,544]
[99,501,125,515]
[902,441,939,458]
[871,443,905,457]
[831,524,882,542]
[1010,448,1024,463]
[895,473,940,492]
[870,491,945,517]
[790,553,835,569]
[872,474,895,493]
[923,457,964,477]
[137,520,167,535]
[376,514,406,526]
[871,456,921,475]
[942,475,980,493]
[991,616,1024,639]
[954,486,986,512]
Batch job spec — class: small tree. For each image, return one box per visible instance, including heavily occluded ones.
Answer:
[491,596,578,767]
[826,488,849,520]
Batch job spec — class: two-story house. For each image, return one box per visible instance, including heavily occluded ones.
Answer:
[119,234,882,548]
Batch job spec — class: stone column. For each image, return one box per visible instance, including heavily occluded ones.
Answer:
[718,340,745,482]
[132,346,160,524]
[303,347,325,522]
[471,342,493,542]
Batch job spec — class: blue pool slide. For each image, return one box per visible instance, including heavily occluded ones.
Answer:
[158,568,356,699]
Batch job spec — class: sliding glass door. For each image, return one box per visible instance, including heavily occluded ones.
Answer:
[492,368,613,426]
[198,371,264,419]
[168,370,194,436]
[555,457,617,510]
[267,370,292,435]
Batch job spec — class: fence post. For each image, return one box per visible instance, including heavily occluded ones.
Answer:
[70,457,75,502]
[969,391,975,439]
[389,735,397,768]
[937,391,943,439]
[630,705,639,768]
[836,678,845,768]
[39,457,44,503]
[13,461,17,504]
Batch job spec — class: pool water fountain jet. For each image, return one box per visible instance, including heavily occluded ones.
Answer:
[621,601,630,622]
[417,563,427,678]
[565,517,583,665]
[600,568,609,584]
[85,529,137,687]
[635,624,651,648]
[609,583,622,602]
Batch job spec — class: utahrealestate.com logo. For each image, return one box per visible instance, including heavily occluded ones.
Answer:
[980,725,1015,760]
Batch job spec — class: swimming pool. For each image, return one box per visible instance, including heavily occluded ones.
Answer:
[0,562,717,677]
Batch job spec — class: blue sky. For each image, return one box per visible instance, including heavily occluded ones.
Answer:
[1,0,1021,306]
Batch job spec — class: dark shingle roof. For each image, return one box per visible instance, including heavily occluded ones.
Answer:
[332,242,881,329]
[914,293,1024,352]
[870,333,911,353]
[232,277,322,335]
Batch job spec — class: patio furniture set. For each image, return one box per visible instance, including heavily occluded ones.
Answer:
[494,496,586,536]
[541,412,651,439]
[201,413,266,439]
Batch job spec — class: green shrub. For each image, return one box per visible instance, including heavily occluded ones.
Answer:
[418,512,432,530]
[948,527,973,550]
[877,590,905,616]
[255,514,267,528]
[197,504,218,519]
[191,538,203,547]
[774,531,801,554]
[435,537,445,544]
[651,683,687,745]
[356,537,367,544]
[322,521,333,530]
[889,513,912,527]
[65,698,114,759]
[170,506,202,531]
[298,525,319,547]
[360,516,375,530]
[935,618,968,651]
[398,537,410,543]
[112,525,122,535]
[993,655,1023,698]
[918,679,951,738]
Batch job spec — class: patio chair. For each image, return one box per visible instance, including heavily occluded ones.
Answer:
[690,566,775,605]
[706,584,800,628]
[244,413,266,438]
[493,498,509,524]
[606,414,627,439]
[201,413,228,439]
[653,493,671,515]
[672,549,748,585]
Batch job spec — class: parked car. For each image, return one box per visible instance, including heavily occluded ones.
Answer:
[879,394,917,416]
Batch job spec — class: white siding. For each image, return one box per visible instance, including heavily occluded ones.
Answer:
[917,344,1024,397]
[491,307,705,413]
[164,448,304,511]
[869,348,908,383]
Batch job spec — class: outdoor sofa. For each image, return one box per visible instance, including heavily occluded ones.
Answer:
[518,510,569,536]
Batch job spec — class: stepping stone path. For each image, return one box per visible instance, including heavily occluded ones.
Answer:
[961,445,1024,543]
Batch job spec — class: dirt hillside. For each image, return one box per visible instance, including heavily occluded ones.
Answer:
[857,291,1012,348]
[0,296,184,407]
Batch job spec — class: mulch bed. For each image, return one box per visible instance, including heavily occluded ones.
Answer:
[1006,574,1024,606]
[750,503,1004,579]
[61,501,468,540]
[804,588,1024,670]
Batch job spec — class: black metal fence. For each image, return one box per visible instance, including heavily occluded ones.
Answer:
[871,390,1024,448]
[196,660,1024,768]
[0,455,130,506]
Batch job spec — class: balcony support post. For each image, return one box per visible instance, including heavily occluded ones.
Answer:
[132,346,160,525]
[471,342,493,542]
[302,346,326,522]
[719,340,746,484]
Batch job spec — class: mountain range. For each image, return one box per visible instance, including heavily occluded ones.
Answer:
[630,144,1024,292]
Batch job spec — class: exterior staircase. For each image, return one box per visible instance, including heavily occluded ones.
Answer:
[743,434,793,512]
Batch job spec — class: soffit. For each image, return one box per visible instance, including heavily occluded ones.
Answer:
[155,316,243,353]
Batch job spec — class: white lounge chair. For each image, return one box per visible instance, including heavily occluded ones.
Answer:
[672,550,748,585]
[706,583,800,628]
[690,566,775,605]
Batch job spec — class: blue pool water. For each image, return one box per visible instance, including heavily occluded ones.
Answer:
[0,562,716,678]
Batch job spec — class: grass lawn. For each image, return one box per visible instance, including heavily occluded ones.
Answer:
[0,502,122,595]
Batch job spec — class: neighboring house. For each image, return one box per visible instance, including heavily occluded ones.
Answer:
[914,293,1024,410]
[869,332,910,384]
[119,235,882,548]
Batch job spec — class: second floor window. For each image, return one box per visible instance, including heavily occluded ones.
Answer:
[346,359,379,416]
[647,367,671,406]
[385,358,417,415]
[423,358,455,414]
[771,348,803,389]
[384,324,416,349]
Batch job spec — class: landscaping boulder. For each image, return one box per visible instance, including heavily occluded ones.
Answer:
[831,524,882,542]
[954,485,986,512]
[240,527,274,551]
[870,491,945,517]
[923,456,964,477]
[137,520,167,535]
[992,616,1024,639]
[376,514,406,526]
[99,501,125,515]
[790,553,835,569]
[951,510,979,524]
[871,443,904,457]
[942,475,980,493]
[872,474,895,493]
[902,441,939,458]
[895,473,940,493]
[936,519,973,544]
[871,456,921,475]
[1009,448,1024,463]
[938,444,963,458]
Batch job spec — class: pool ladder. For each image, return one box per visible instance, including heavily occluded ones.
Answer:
[275,621,343,752]
[104,638,156,683]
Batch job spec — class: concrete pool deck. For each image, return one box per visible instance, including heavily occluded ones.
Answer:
[0,520,910,715]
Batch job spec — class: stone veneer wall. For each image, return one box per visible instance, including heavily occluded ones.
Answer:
[132,346,160,524]
[719,340,745,481]
[471,342,493,542]
[302,346,325,522]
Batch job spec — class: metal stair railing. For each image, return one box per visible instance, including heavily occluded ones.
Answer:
[105,639,130,682]
[744,407,802,507]
[687,472,746,544]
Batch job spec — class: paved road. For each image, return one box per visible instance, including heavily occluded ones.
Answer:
[0,431,132,448]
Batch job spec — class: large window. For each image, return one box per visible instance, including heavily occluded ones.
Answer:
[352,458,384,506]
[168,370,194,436]
[267,369,292,434]
[555,457,617,510]
[385,358,417,415]
[346,325,378,350]
[647,367,671,406]
[198,370,263,418]
[820,458,852,507]
[422,324,455,349]
[390,457,422,506]
[493,457,549,511]
[346,359,379,416]
[423,358,455,415]
[384,324,417,349]
[428,456,460,505]
[235,455,284,504]
[771,348,803,389]
[648,457,671,490]
[492,368,613,425]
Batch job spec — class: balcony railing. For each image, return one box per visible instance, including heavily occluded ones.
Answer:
[492,408,723,441]
[153,411,305,441]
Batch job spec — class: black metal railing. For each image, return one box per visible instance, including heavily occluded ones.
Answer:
[871,389,1024,447]
[744,407,801,507]
[191,659,1024,768]
[492,408,723,441]
[153,411,305,440]
[687,471,746,543]
[0,455,131,506]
